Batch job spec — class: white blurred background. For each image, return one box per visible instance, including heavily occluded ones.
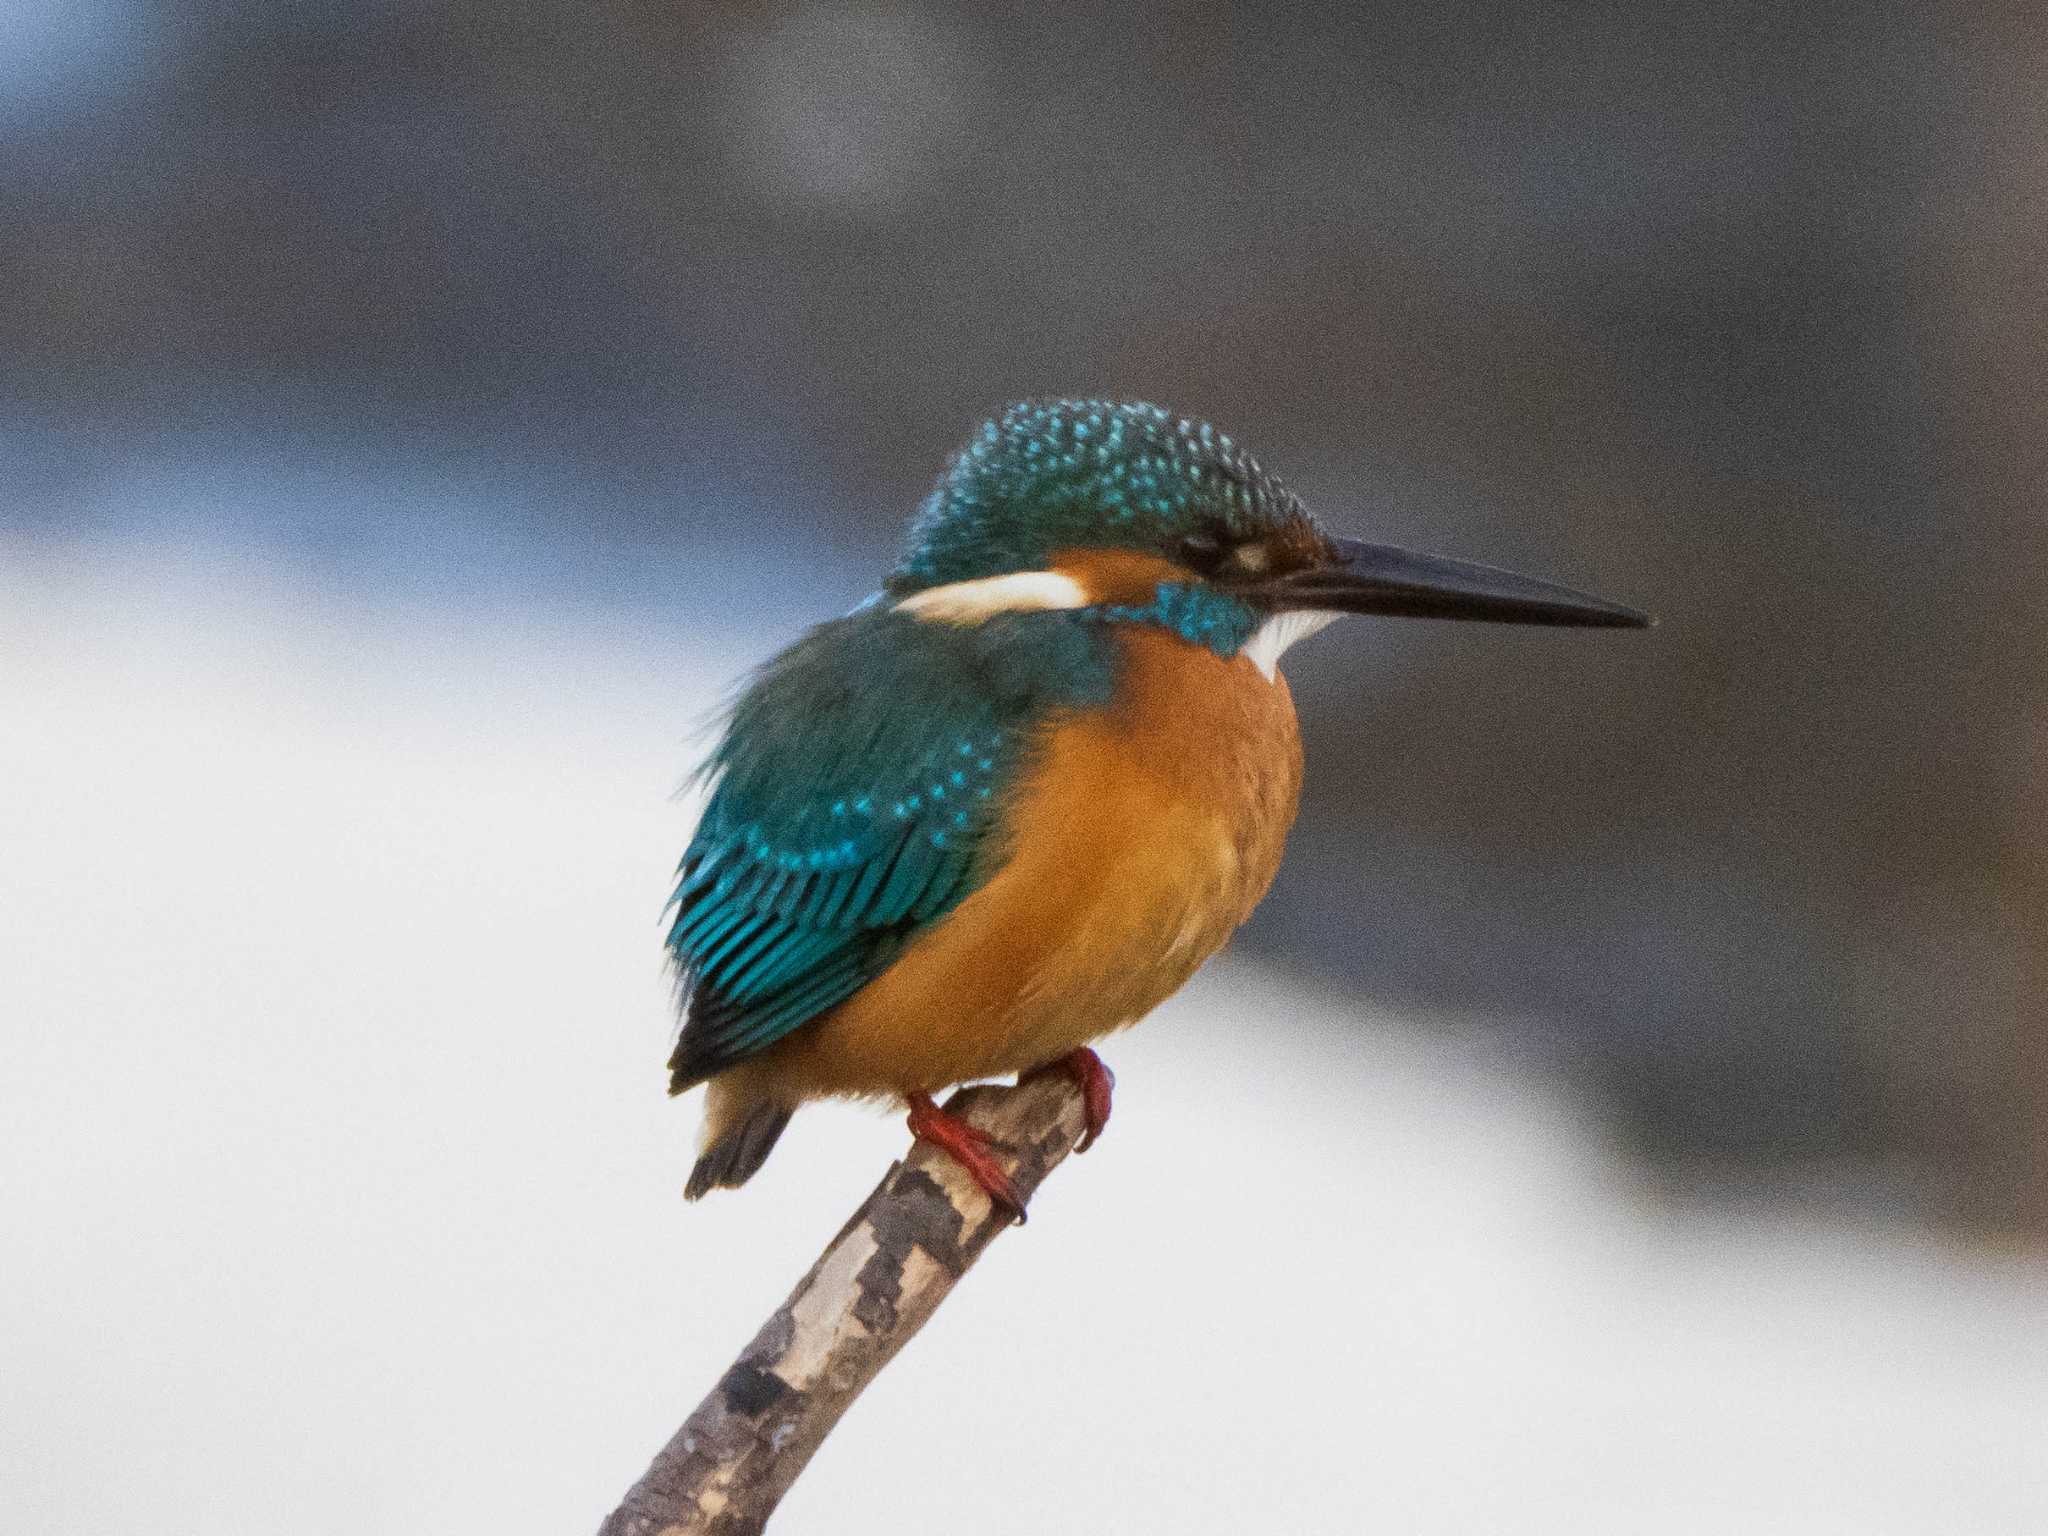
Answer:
[4,549,2042,1533]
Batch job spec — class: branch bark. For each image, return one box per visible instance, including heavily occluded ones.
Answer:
[597,1073,1091,1536]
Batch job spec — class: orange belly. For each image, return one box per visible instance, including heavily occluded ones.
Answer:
[755,625,1304,1100]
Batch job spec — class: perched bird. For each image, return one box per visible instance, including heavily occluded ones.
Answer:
[667,399,1647,1216]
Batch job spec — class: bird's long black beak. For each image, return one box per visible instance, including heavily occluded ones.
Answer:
[1258,537,1652,628]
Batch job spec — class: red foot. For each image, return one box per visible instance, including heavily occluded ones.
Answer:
[906,1093,1027,1223]
[1027,1048,1115,1153]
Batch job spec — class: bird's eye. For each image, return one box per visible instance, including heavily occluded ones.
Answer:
[1174,526,1233,575]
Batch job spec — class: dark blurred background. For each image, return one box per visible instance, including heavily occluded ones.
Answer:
[9,0,2043,1233]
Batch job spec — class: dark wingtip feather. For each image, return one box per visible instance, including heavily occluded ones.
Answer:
[666,1038,714,1096]
[667,987,751,1093]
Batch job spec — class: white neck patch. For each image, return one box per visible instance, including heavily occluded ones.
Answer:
[1243,610,1341,681]
[894,570,1089,624]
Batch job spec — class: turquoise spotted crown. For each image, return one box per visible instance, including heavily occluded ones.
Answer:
[889,399,1310,592]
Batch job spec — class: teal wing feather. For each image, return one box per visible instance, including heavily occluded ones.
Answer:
[665,603,1114,1091]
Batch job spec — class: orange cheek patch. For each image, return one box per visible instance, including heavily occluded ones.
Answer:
[1048,548,1197,606]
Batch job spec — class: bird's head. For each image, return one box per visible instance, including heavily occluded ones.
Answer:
[886,399,1648,672]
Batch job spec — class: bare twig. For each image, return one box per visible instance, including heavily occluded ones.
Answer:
[597,1074,1090,1536]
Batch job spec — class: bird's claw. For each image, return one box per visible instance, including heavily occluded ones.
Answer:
[1027,1048,1115,1153]
[906,1094,1028,1224]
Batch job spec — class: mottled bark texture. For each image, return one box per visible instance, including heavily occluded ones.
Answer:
[597,1073,1089,1536]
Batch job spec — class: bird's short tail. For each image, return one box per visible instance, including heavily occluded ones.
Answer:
[685,1089,794,1200]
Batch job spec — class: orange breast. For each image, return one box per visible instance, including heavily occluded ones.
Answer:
[760,624,1304,1100]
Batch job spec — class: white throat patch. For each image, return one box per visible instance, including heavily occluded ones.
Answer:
[894,570,1090,624]
[1243,610,1341,680]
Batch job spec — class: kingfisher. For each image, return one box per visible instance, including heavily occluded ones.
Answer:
[666,399,1648,1217]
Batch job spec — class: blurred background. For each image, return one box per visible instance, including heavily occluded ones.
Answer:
[5,2,2045,1531]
